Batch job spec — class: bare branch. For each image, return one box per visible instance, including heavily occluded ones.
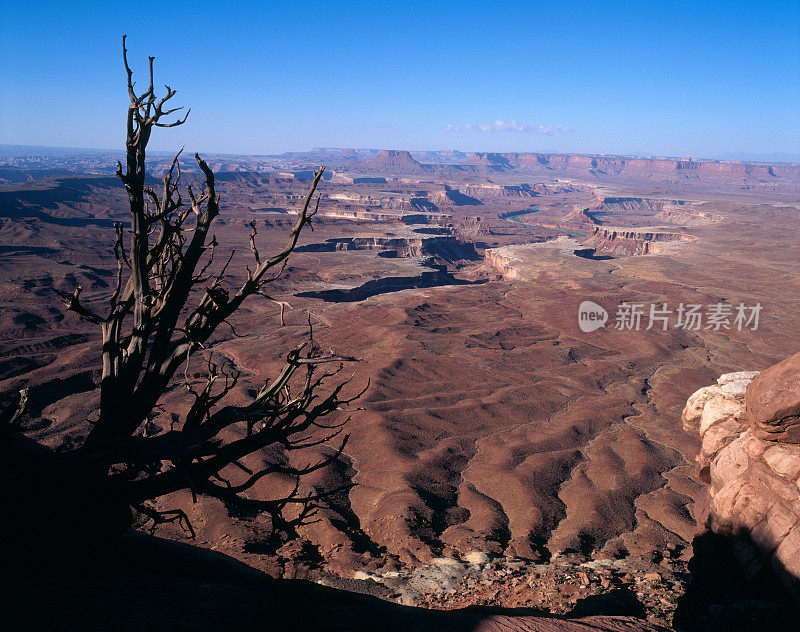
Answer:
[54,286,104,324]
[248,221,261,267]
[41,37,361,544]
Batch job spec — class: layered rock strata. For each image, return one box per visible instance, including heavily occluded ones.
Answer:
[682,361,800,603]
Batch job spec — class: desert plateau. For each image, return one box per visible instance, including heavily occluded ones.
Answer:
[2,3,800,630]
[3,140,800,629]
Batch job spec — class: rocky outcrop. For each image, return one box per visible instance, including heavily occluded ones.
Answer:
[582,227,692,256]
[484,248,521,279]
[359,150,431,174]
[454,216,491,240]
[682,369,800,604]
[339,553,686,626]
[745,352,800,443]
[329,173,388,185]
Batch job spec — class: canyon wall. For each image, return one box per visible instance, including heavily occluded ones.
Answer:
[467,152,800,183]
[583,227,692,256]
[483,248,521,279]
[465,153,800,190]
[344,149,799,191]
[296,233,477,261]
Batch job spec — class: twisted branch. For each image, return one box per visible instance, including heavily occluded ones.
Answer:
[39,36,361,539]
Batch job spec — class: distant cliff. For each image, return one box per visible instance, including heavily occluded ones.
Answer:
[359,150,431,174]
[465,152,800,184]
[343,150,799,191]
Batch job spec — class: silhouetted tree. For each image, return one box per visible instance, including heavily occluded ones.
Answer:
[2,36,362,541]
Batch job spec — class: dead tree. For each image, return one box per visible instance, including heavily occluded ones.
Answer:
[4,36,362,541]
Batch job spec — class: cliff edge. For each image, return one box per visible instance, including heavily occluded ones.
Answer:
[681,353,800,605]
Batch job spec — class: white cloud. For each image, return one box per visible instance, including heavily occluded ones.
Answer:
[445,120,572,134]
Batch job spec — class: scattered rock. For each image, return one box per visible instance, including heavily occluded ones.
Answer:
[464,551,491,565]
[408,557,468,594]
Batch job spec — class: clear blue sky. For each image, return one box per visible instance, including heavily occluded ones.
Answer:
[1,0,798,158]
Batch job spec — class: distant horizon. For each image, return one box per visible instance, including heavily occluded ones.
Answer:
[2,143,800,166]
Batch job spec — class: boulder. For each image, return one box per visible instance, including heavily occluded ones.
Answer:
[745,351,800,443]
[682,385,724,434]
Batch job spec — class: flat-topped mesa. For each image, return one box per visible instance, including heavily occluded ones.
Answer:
[682,352,800,605]
[319,190,451,222]
[360,149,429,173]
[460,182,571,198]
[464,152,800,189]
[582,226,692,256]
[594,196,674,214]
[589,227,691,242]
[483,248,521,279]
[655,207,722,226]
[326,192,422,210]
[454,215,491,240]
[576,196,722,228]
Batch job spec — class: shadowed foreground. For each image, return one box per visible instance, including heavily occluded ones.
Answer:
[4,531,670,632]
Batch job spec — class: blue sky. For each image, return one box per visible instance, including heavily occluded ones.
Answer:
[1,1,798,158]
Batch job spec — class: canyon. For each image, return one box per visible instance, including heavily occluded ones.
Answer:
[1,145,799,629]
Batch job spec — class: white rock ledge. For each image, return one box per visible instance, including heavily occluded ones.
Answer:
[682,371,800,603]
